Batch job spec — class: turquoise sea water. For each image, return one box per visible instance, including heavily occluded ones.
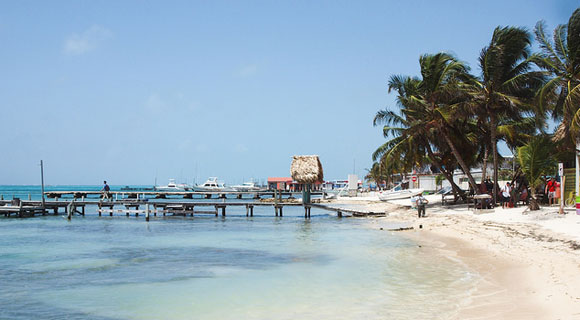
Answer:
[0,186,478,319]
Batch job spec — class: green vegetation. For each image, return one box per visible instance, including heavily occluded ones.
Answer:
[517,136,557,209]
[371,8,580,210]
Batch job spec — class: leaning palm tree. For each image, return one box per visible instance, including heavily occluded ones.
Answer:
[373,109,468,198]
[517,135,557,210]
[374,55,479,197]
[471,26,545,204]
[413,53,481,193]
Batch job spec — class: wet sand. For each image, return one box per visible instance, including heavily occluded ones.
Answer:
[332,195,580,319]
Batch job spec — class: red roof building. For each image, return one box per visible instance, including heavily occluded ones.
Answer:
[267,177,323,191]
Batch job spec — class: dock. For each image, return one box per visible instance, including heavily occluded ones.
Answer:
[0,199,317,220]
[0,190,378,219]
[311,203,386,217]
[42,190,323,200]
[0,199,46,218]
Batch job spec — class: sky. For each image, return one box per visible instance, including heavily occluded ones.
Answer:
[0,0,576,185]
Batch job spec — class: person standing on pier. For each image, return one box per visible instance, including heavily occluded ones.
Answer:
[102,181,111,201]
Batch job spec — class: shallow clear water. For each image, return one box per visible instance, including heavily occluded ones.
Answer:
[0,186,478,319]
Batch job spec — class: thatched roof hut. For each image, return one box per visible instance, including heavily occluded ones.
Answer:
[290,155,324,184]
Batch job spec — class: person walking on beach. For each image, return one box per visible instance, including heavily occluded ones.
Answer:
[415,194,428,218]
[545,177,559,206]
[501,182,512,209]
[101,180,111,201]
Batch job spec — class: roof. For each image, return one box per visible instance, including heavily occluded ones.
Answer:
[290,155,324,183]
[267,177,293,183]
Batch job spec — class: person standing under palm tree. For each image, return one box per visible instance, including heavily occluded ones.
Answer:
[545,177,559,206]
[501,182,512,208]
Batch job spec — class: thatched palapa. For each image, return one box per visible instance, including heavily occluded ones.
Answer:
[290,155,324,184]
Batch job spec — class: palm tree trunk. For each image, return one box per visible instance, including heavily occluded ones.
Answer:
[425,143,466,200]
[491,115,498,205]
[481,144,489,183]
[529,189,540,210]
[441,130,480,194]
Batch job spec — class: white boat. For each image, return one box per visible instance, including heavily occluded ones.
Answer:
[192,177,232,192]
[231,181,263,192]
[378,184,423,201]
[155,179,191,192]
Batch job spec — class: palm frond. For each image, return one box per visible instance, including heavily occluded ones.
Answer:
[567,8,580,67]
[554,24,569,64]
[535,21,558,61]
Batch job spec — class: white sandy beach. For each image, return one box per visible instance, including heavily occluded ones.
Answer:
[329,194,580,319]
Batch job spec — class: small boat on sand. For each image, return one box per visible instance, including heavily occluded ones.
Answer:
[378,184,423,201]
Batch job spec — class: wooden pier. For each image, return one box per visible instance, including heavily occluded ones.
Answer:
[0,199,46,218]
[0,190,377,219]
[310,203,386,217]
[42,190,323,201]
[0,199,318,219]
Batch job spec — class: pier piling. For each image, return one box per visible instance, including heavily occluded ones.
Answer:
[67,201,73,220]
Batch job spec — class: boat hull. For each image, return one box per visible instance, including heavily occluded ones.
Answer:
[191,186,234,192]
[378,188,424,201]
[155,186,188,192]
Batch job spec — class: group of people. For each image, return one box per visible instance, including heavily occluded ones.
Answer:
[410,175,561,218]
[500,177,559,208]
[545,177,560,206]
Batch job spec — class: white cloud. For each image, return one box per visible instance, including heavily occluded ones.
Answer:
[236,64,258,77]
[234,143,249,153]
[145,93,167,112]
[145,92,201,113]
[63,25,112,55]
[179,139,192,151]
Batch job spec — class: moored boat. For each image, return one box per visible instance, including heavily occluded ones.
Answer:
[192,177,233,192]
[155,179,191,192]
[378,184,423,201]
[231,181,264,192]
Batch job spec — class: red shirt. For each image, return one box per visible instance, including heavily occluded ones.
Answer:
[547,181,558,192]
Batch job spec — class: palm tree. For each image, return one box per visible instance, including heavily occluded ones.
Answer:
[365,162,389,189]
[471,26,545,204]
[534,8,580,198]
[374,54,480,197]
[413,53,481,193]
[534,8,580,141]
[517,135,557,210]
[373,106,468,198]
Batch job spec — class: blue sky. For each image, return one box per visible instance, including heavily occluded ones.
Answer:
[0,1,576,185]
